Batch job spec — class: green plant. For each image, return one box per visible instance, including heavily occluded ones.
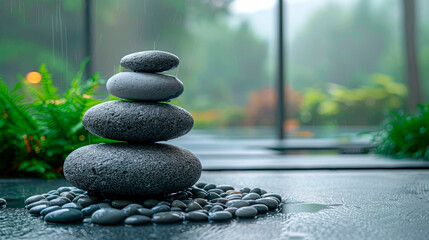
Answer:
[374,104,429,160]
[0,61,115,179]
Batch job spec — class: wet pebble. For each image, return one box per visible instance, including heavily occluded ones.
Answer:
[29,204,49,215]
[26,200,50,209]
[25,195,45,205]
[151,205,171,213]
[49,197,70,206]
[137,208,153,217]
[203,184,216,191]
[252,204,269,214]
[122,205,140,217]
[187,202,202,212]
[143,199,159,208]
[255,198,278,210]
[124,215,151,225]
[77,197,95,208]
[235,206,258,218]
[262,193,282,202]
[209,211,233,222]
[152,212,183,224]
[82,204,101,216]
[226,200,249,208]
[45,208,84,223]
[62,202,83,210]
[112,199,133,209]
[242,193,261,200]
[0,198,6,207]
[91,208,126,225]
[217,185,234,192]
[40,206,62,216]
[185,212,208,222]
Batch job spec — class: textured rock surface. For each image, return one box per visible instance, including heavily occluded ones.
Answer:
[106,72,184,101]
[63,143,202,197]
[82,101,193,142]
[120,50,179,73]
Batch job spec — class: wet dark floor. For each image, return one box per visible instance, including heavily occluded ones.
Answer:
[1,170,429,240]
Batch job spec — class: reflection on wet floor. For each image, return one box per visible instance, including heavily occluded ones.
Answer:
[281,203,342,214]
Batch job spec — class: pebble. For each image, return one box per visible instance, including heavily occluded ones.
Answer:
[120,50,180,73]
[225,200,249,208]
[152,212,183,224]
[209,205,224,213]
[124,215,151,225]
[185,212,208,222]
[208,189,224,195]
[49,197,70,206]
[171,207,182,211]
[98,202,112,208]
[77,197,95,208]
[172,200,187,210]
[44,209,84,223]
[235,206,258,218]
[57,187,72,193]
[255,198,278,210]
[106,72,184,101]
[137,208,153,217]
[224,207,238,215]
[252,204,269,214]
[25,195,45,205]
[239,187,251,193]
[242,193,261,200]
[62,202,83,210]
[40,206,62,216]
[29,204,49,215]
[151,205,171,213]
[187,202,202,212]
[26,200,50,209]
[60,192,75,201]
[195,182,207,188]
[143,199,159,208]
[91,208,126,225]
[46,195,59,201]
[207,192,221,200]
[262,194,282,202]
[0,198,6,207]
[217,185,234,192]
[122,205,140,217]
[250,188,262,195]
[82,204,101,216]
[209,211,233,222]
[112,200,133,209]
[203,184,216,191]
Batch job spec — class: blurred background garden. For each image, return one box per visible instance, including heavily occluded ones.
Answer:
[1,0,429,178]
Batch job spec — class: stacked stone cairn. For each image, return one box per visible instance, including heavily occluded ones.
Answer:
[23,51,283,225]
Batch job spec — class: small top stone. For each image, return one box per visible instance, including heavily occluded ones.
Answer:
[120,50,179,73]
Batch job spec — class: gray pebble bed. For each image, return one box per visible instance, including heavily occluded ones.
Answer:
[23,183,283,226]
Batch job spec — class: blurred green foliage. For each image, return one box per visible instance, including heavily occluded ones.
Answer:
[0,61,114,179]
[374,104,429,160]
[299,74,406,125]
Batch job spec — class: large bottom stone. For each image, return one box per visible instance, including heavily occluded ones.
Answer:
[63,143,202,197]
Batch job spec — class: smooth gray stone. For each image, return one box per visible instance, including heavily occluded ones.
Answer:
[46,195,58,201]
[62,202,83,210]
[209,211,233,222]
[151,205,170,213]
[120,50,179,73]
[193,198,208,207]
[156,201,171,207]
[265,196,281,204]
[49,197,70,206]
[82,204,100,216]
[208,189,224,195]
[152,212,183,224]
[91,208,126,225]
[255,198,278,210]
[242,193,261,201]
[98,203,112,208]
[185,212,208,222]
[111,200,133,209]
[25,195,45,205]
[170,207,182,212]
[250,188,262,195]
[122,205,140,217]
[124,215,151,225]
[60,192,75,201]
[137,208,153,217]
[224,207,238,215]
[203,204,212,211]
[194,191,207,199]
[235,206,258,218]
[29,204,49,215]
[26,200,50,209]
[203,184,216,191]
[217,185,234,192]
[209,205,224,213]
[187,202,202,212]
[239,187,251,193]
[40,206,62,216]
[0,198,6,207]
[82,101,194,142]
[77,197,95,208]
[82,217,91,224]
[226,200,249,208]
[225,194,242,200]
[57,187,72,193]
[211,198,228,204]
[171,200,187,210]
[207,192,221,200]
[252,204,269,214]
[64,143,201,197]
[127,203,143,209]
[106,72,184,101]
[143,199,159,208]
[44,209,84,223]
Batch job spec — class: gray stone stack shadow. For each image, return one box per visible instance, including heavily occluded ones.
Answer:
[63,50,202,198]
